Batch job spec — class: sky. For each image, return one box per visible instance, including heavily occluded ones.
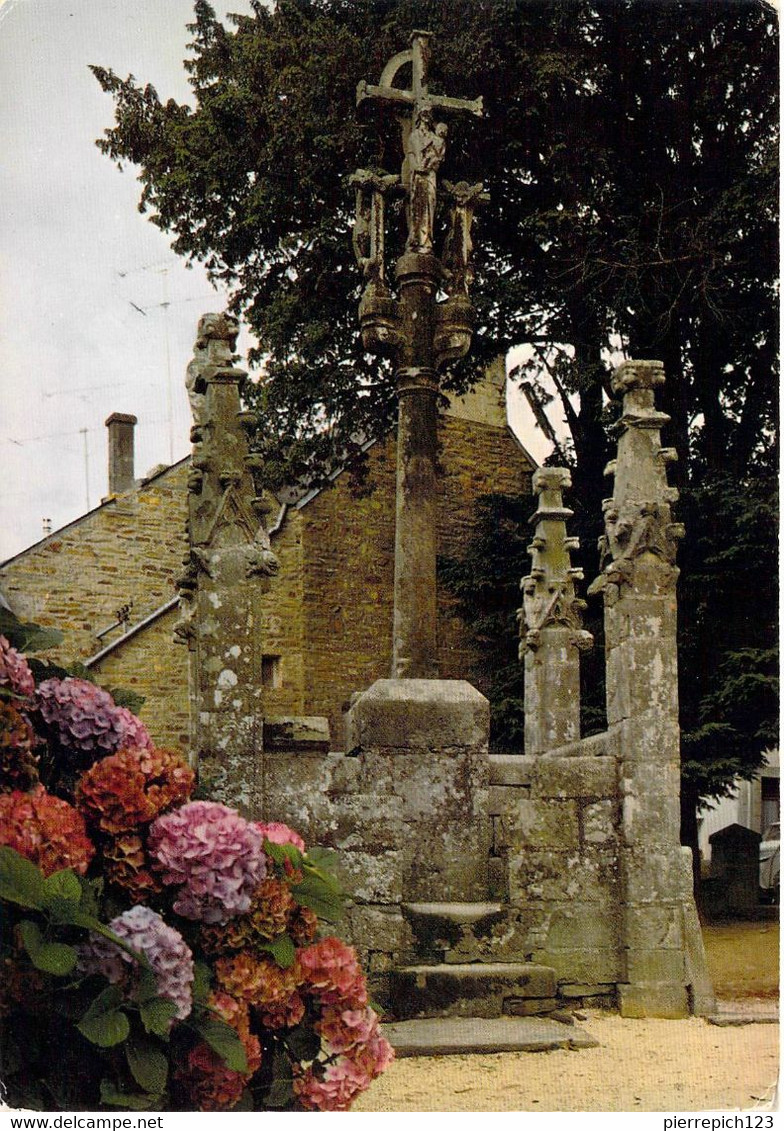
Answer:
[0,0,551,564]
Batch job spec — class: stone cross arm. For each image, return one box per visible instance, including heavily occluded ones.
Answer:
[356,32,483,120]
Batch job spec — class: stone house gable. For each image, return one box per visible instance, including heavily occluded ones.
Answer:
[1,382,535,751]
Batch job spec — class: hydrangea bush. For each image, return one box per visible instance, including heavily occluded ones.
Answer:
[0,626,393,1112]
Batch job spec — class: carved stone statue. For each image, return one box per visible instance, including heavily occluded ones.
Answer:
[350,169,400,288]
[441,180,486,295]
[405,107,447,254]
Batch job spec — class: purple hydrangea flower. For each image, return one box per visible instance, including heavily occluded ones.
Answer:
[78,905,194,1023]
[148,801,267,924]
[36,677,151,762]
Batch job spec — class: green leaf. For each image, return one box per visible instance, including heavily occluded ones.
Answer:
[264,841,304,869]
[130,965,159,1005]
[77,1008,130,1048]
[126,1036,168,1095]
[192,960,212,1003]
[107,686,146,714]
[139,999,177,1038]
[76,873,102,917]
[259,932,296,969]
[19,918,78,976]
[284,1022,322,1063]
[77,985,130,1047]
[0,846,44,909]
[0,608,63,653]
[290,870,344,923]
[265,1053,294,1109]
[42,868,82,904]
[194,1017,248,1073]
[100,1082,160,1111]
[304,846,340,874]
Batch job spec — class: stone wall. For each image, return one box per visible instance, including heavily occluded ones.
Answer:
[0,462,188,663]
[90,605,189,750]
[0,463,189,749]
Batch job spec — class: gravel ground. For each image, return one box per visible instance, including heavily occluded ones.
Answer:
[354,1006,779,1113]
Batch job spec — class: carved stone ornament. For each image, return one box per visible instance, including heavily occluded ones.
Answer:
[588,359,685,601]
[519,468,593,655]
[589,498,685,599]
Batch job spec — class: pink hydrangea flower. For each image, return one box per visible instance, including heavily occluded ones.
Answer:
[78,905,194,1023]
[317,1005,394,1085]
[0,635,35,701]
[318,1005,379,1054]
[254,821,306,853]
[298,936,368,1007]
[293,1058,371,1112]
[148,801,267,923]
[36,677,151,762]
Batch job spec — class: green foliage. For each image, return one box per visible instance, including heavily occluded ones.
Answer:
[126,1035,169,1094]
[439,493,529,751]
[0,845,45,909]
[290,849,345,924]
[679,468,779,803]
[77,986,131,1048]
[190,1013,248,1073]
[0,608,64,653]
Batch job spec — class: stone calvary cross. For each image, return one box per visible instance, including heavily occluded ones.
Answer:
[353,32,486,679]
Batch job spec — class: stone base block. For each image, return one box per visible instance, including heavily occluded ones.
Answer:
[389,962,557,1020]
[346,678,490,752]
[618,982,689,1019]
[504,997,559,1017]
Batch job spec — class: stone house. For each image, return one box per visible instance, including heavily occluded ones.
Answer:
[0,364,535,751]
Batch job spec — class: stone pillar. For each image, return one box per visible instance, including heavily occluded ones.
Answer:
[175,314,277,814]
[589,359,711,1017]
[105,412,137,496]
[520,467,592,755]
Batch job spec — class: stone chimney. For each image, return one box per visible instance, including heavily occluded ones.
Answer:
[105,413,137,496]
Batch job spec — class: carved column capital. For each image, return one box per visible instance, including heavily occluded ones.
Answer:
[590,360,684,601]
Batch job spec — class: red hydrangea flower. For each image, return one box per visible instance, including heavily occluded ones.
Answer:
[0,702,38,791]
[76,745,194,833]
[0,785,94,875]
[293,1058,371,1112]
[174,994,261,1119]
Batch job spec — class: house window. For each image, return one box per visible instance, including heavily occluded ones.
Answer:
[761,776,779,832]
[261,655,282,689]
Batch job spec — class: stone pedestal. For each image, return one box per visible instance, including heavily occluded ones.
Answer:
[346,679,491,902]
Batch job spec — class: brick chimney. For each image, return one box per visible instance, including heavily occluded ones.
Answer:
[105,413,137,496]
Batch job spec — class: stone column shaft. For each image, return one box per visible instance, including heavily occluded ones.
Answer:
[391,255,441,679]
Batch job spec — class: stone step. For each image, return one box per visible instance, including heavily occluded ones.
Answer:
[400,900,512,965]
[388,961,558,1021]
[382,1015,600,1057]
